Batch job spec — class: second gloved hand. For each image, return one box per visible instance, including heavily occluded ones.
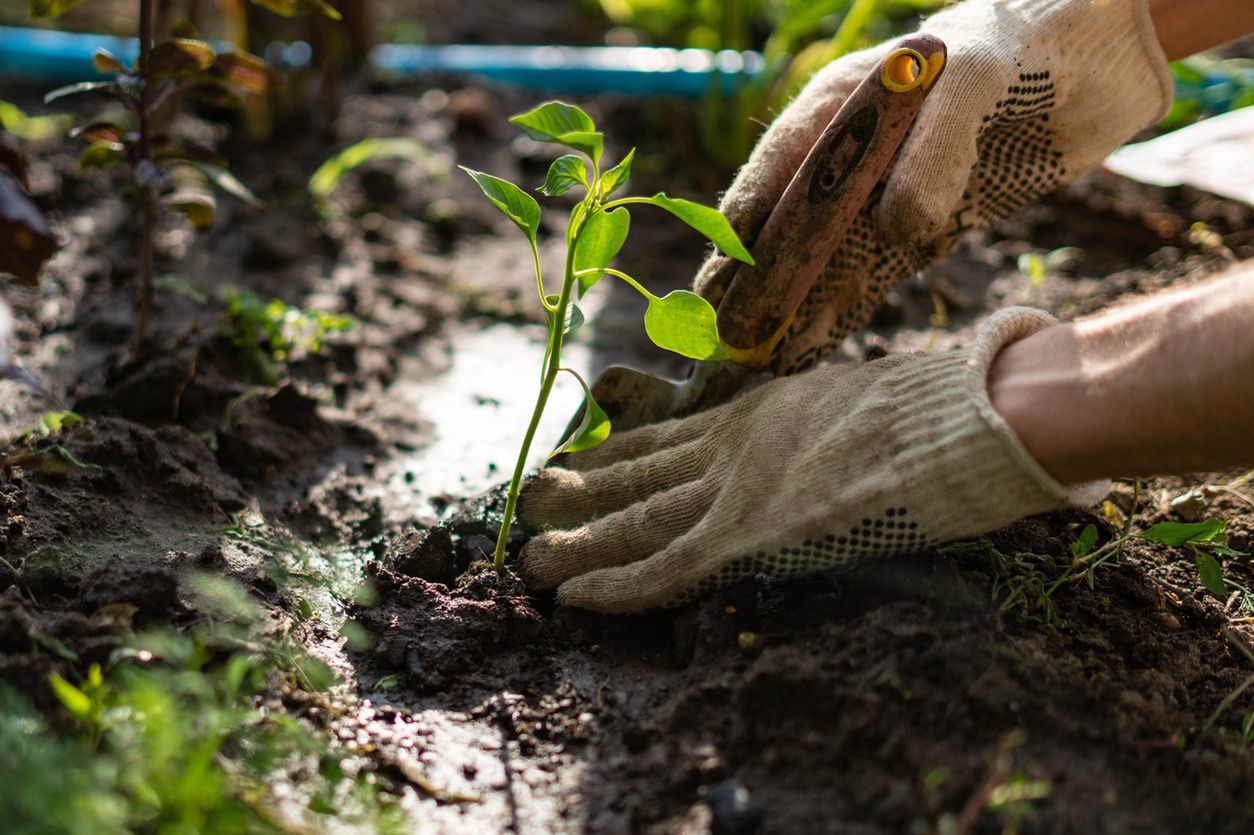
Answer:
[696,0,1172,374]
[518,309,1107,613]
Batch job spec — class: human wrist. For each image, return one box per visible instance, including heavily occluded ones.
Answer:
[1148,0,1254,60]
[989,270,1254,484]
[986,320,1102,486]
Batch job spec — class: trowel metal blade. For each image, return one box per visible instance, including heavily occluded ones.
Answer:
[560,359,758,448]
[586,364,686,433]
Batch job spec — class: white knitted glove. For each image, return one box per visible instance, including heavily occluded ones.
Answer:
[697,0,1172,374]
[519,308,1108,613]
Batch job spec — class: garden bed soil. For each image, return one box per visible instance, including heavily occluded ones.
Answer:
[3,61,1254,834]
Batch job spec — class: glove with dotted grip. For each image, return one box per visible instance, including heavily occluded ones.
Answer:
[519,308,1108,613]
[696,0,1172,375]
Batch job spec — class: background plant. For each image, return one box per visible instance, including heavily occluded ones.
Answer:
[589,0,941,168]
[29,0,341,342]
[461,100,753,568]
[1,624,404,833]
[222,286,353,385]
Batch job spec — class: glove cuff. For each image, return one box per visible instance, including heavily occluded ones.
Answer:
[884,307,1109,543]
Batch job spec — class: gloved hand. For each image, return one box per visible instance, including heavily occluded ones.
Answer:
[519,309,1108,613]
[696,0,1172,374]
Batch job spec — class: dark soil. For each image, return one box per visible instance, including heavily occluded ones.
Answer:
[3,36,1254,835]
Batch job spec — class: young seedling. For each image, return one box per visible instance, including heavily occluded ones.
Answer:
[461,101,754,569]
[1139,517,1248,598]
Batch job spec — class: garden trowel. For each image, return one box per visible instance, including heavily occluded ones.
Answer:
[570,34,948,437]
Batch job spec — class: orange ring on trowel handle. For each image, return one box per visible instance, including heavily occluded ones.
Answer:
[881,46,944,93]
[713,34,947,366]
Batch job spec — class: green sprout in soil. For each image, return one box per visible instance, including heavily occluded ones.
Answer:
[460,101,754,569]
[222,287,354,385]
[0,410,99,474]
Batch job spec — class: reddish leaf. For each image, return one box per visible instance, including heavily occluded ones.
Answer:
[213,51,283,95]
[69,121,124,144]
[92,48,129,75]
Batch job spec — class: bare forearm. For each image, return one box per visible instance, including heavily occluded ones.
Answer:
[989,263,1254,484]
[1149,0,1254,60]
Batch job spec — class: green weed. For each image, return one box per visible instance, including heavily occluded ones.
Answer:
[1,624,404,834]
[0,410,100,473]
[221,287,353,385]
[1139,518,1247,598]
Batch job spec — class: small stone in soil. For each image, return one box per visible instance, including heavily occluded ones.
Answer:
[702,780,763,835]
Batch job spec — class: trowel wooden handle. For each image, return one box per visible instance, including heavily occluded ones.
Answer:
[717,34,947,367]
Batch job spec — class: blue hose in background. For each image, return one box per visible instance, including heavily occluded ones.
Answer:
[0,26,139,82]
[0,25,764,97]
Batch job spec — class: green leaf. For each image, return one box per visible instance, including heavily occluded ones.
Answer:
[44,81,118,104]
[163,191,216,229]
[48,673,92,720]
[573,207,629,296]
[1071,524,1098,558]
[248,0,343,19]
[509,101,603,162]
[0,100,72,142]
[41,410,83,433]
[600,148,634,198]
[78,141,123,171]
[290,653,337,692]
[146,38,217,76]
[636,194,754,264]
[1195,551,1226,596]
[28,0,87,18]
[192,163,262,206]
[1140,519,1226,547]
[459,167,540,243]
[309,137,434,203]
[544,296,584,336]
[553,373,610,456]
[644,290,727,361]
[538,154,587,197]
[1018,252,1046,289]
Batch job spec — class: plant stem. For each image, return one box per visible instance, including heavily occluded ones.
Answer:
[576,266,654,301]
[492,239,579,569]
[135,0,156,344]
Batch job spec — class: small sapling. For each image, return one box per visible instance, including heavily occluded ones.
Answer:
[461,101,754,569]
[33,0,339,342]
